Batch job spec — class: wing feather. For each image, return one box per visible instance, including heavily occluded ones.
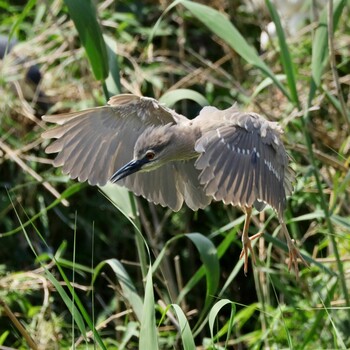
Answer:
[42,94,185,187]
[124,164,184,211]
[195,114,294,214]
[175,161,212,210]
[118,160,210,211]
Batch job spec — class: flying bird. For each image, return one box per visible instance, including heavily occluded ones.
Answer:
[42,94,305,274]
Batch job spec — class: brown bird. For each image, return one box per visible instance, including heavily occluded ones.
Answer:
[42,94,305,274]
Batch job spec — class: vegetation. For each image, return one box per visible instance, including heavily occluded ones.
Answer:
[1,0,349,348]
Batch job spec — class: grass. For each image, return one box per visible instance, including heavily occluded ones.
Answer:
[0,0,350,349]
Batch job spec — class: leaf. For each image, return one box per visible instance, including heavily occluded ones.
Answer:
[139,267,158,349]
[64,0,109,81]
[290,210,325,222]
[185,233,219,310]
[171,304,196,350]
[252,74,286,98]
[103,34,122,96]
[311,0,346,88]
[178,0,291,100]
[331,215,350,230]
[100,183,134,218]
[153,233,220,310]
[208,299,236,349]
[159,89,209,107]
[8,195,108,349]
[266,0,299,106]
[93,259,143,322]
[44,269,87,338]
[0,183,83,237]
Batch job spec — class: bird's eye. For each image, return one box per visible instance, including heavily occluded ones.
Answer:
[145,151,155,160]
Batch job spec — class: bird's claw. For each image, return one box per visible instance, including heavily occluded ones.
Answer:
[286,239,309,280]
[239,231,263,275]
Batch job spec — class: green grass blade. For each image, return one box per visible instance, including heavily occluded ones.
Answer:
[100,184,134,218]
[318,289,347,349]
[1,183,83,237]
[301,277,337,348]
[251,74,286,98]
[103,34,122,96]
[64,0,109,81]
[0,330,10,345]
[153,232,219,313]
[8,192,108,349]
[44,269,87,339]
[305,0,350,315]
[93,259,143,322]
[8,0,36,40]
[265,0,299,107]
[159,89,209,107]
[8,195,88,343]
[177,227,240,305]
[54,260,107,349]
[263,232,335,276]
[178,0,291,101]
[139,267,158,350]
[171,304,196,349]
[185,233,219,308]
[208,299,236,349]
[100,189,150,282]
[330,214,350,230]
[152,235,183,273]
[311,0,346,88]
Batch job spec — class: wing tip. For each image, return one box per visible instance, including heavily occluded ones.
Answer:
[108,94,142,106]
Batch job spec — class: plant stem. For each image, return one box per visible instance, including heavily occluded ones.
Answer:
[129,192,149,282]
[302,81,350,312]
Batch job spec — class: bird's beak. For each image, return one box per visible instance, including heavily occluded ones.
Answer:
[110,158,148,183]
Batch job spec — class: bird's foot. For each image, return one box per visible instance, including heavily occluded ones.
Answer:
[286,238,308,280]
[280,221,308,279]
[239,231,263,275]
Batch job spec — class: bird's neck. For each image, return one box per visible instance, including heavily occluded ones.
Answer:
[169,124,200,161]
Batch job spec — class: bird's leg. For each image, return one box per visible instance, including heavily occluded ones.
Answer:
[280,220,308,278]
[239,206,262,274]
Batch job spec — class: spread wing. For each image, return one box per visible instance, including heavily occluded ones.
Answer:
[123,160,212,211]
[194,112,294,214]
[42,94,187,186]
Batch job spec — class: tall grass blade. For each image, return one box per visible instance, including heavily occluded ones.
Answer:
[171,304,196,349]
[64,0,109,81]
[100,190,150,282]
[1,183,83,237]
[100,184,134,218]
[103,34,122,96]
[178,0,291,101]
[305,0,350,313]
[93,259,143,322]
[185,233,219,309]
[139,267,158,349]
[9,196,87,342]
[208,299,236,349]
[159,89,209,107]
[177,228,239,305]
[265,0,299,107]
[318,292,347,349]
[311,0,346,88]
[152,232,220,316]
[301,277,337,348]
[8,192,107,349]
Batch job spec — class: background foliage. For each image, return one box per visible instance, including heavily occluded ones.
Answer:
[0,0,349,349]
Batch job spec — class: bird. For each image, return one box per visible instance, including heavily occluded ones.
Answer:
[41,94,305,274]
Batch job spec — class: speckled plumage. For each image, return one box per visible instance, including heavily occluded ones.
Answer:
[42,94,294,213]
[42,94,305,274]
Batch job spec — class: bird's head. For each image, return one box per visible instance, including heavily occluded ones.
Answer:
[110,124,175,182]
